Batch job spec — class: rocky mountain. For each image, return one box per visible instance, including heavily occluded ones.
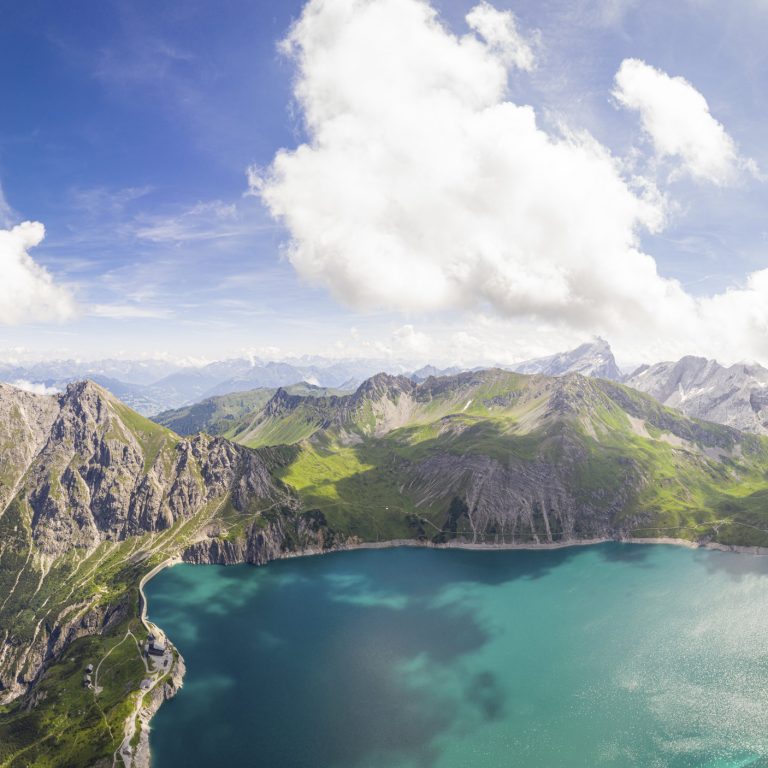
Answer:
[408,364,464,381]
[625,356,768,436]
[511,338,622,380]
[4,370,768,765]
[0,380,338,766]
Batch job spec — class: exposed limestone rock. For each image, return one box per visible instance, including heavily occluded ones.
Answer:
[0,380,303,702]
[625,356,768,436]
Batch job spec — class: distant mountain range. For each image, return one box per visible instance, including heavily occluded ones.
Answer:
[0,340,622,417]
[0,357,415,415]
[5,339,768,437]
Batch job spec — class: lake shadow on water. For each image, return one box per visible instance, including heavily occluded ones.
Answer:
[147,546,592,768]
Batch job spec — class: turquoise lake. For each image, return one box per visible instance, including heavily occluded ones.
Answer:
[145,544,768,767]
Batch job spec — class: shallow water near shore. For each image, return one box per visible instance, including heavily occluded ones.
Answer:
[146,544,768,768]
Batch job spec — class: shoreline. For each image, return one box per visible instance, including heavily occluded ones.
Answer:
[137,555,182,634]
[346,535,768,556]
[129,532,768,766]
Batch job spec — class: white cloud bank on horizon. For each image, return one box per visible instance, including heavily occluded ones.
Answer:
[0,221,76,325]
[613,58,757,185]
[9,379,61,396]
[253,0,768,364]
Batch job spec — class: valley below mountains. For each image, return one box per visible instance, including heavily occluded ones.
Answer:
[3,366,768,765]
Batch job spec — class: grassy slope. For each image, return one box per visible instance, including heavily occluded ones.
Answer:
[239,372,768,547]
[151,383,345,438]
[0,494,233,767]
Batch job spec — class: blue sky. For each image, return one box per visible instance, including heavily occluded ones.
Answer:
[2,0,768,366]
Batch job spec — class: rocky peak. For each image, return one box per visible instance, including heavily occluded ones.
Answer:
[512,338,622,381]
[263,387,302,417]
[52,380,116,438]
[352,372,414,404]
[625,355,768,435]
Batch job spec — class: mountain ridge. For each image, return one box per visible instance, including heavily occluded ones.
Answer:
[511,338,622,380]
[1,340,626,416]
[625,355,768,435]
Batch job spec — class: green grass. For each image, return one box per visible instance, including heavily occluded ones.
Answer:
[152,383,349,439]
[0,619,147,768]
[111,401,177,472]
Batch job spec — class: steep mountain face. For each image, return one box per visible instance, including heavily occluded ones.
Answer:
[20,382,285,555]
[625,356,768,436]
[232,369,768,550]
[512,338,622,380]
[0,384,60,514]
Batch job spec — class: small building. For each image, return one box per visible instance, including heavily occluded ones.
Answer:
[83,673,93,688]
[147,634,166,657]
[85,663,94,674]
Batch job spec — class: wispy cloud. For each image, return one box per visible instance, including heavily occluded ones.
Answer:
[70,185,154,218]
[131,200,244,243]
[0,183,15,228]
[94,35,195,87]
[89,303,173,320]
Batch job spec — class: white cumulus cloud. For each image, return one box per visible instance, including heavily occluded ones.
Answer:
[0,221,76,325]
[253,0,665,324]
[253,0,768,364]
[613,58,756,185]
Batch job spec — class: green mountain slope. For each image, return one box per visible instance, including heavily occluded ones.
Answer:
[151,383,343,437]
[236,371,768,547]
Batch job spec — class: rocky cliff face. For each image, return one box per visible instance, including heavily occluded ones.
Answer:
[0,383,59,514]
[625,356,768,435]
[18,381,289,555]
[181,509,341,566]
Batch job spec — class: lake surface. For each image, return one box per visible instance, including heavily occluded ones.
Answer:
[146,544,768,768]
